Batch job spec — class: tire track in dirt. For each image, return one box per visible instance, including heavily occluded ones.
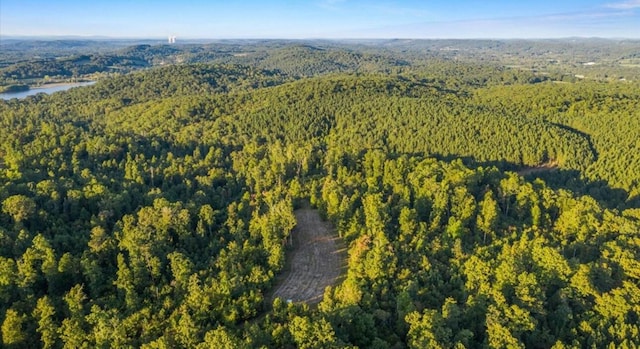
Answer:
[271,207,346,304]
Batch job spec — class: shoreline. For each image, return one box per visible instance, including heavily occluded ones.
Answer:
[0,81,96,100]
[33,81,95,89]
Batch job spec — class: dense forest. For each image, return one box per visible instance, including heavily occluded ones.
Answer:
[0,40,639,348]
[3,38,640,87]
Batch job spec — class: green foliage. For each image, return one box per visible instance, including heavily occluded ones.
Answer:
[2,195,36,223]
[475,81,640,203]
[2,308,34,348]
[0,43,639,348]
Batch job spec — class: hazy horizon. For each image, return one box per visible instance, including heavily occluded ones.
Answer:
[2,35,640,42]
[2,0,640,39]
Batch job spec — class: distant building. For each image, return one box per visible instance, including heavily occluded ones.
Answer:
[168,36,176,44]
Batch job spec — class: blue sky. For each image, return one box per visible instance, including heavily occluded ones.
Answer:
[1,0,639,39]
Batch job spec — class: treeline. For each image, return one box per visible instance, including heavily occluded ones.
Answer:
[5,38,639,89]
[0,62,638,347]
[0,42,408,87]
[0,66,303,348]
[312,150,640,348]
[474,82,640,203]
[0,54,147,84]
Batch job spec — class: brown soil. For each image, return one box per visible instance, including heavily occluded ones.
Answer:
[517,160,559,176]
[270,206,346,305]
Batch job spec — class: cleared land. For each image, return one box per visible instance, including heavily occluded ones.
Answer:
[517,160,559,176]
[271,207,345,304]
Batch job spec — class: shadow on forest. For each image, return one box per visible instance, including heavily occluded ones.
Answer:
[520,168,638,209]
[548,122,599,161]
[411,152,635,210]
[352,149,634,209]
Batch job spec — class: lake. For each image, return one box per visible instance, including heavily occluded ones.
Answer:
[0,81,96,100]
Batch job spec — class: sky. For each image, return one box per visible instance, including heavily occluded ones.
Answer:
[1,0,639,39]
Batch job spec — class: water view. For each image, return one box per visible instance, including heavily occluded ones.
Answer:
[0,81,95,100]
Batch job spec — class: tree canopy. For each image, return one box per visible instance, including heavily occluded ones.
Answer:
[0,41,639,348]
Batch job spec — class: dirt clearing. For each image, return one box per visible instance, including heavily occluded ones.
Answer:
[517,160,559,176]
[271,206,346,304]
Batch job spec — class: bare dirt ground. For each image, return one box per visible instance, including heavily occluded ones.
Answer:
[270,206,346,305]
[517,160,559,176]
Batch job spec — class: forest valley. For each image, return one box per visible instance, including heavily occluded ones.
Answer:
[0,40,639,348]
